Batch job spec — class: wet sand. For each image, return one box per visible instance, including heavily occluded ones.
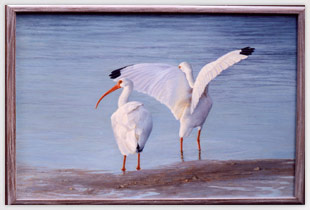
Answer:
[17,159,294,199]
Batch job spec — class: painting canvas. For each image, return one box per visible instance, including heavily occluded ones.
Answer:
[7,6,304,204]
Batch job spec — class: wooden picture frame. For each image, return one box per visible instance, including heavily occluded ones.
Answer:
[5,5,305,205]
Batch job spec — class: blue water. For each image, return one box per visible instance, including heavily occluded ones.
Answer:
[16,14,297,172]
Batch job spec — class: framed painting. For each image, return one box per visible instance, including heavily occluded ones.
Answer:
[5,5,305,205]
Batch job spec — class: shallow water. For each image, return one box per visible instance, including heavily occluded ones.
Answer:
[16,14,297,172]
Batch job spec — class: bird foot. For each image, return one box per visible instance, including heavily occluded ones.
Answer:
[121,167,126,172]
[136,166,141,171]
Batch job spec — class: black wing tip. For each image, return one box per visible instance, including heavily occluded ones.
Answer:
[240,46,255,56]
[109,64,133,79]
[136,144,143,153]
[109,69,121,79]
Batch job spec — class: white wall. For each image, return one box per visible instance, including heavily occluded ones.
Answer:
[0,0,308,209]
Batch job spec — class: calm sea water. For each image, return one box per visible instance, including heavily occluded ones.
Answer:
[16,14,297,172]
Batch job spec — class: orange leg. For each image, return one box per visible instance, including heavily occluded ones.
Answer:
[121,155,127,171]
[136,153,141,170]
[180,137,183,153]
[197,130,201,151]
[180,137,184,162]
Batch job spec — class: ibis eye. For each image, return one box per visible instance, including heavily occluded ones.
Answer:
[118,80,122,84]
[178,66,181,69]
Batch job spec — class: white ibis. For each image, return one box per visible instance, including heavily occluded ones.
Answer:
[95,78,153,171]
[109,47,254,157]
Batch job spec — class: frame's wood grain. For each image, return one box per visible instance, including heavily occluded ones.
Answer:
[5,5,17,205]
[10,198,303,205]
[294,9,306,204]
[5,5,306,14]
[5,5,305,205]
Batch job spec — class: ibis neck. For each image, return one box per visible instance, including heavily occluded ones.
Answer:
[185,69,195,88]
[118,85,132,107]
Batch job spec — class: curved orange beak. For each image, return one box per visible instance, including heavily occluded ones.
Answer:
[95,83,121,109]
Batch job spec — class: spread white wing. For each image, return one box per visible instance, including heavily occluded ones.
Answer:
[191,47,255,113]
[110,63,191,120]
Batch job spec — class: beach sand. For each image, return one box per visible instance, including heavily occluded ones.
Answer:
[17,159,294,199]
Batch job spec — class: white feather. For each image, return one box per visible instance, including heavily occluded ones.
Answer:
[191,50,249,113]
[111,101,152,155]
[114,63,191,120]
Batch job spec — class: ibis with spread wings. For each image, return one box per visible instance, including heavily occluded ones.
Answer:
[109,47,254,156]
